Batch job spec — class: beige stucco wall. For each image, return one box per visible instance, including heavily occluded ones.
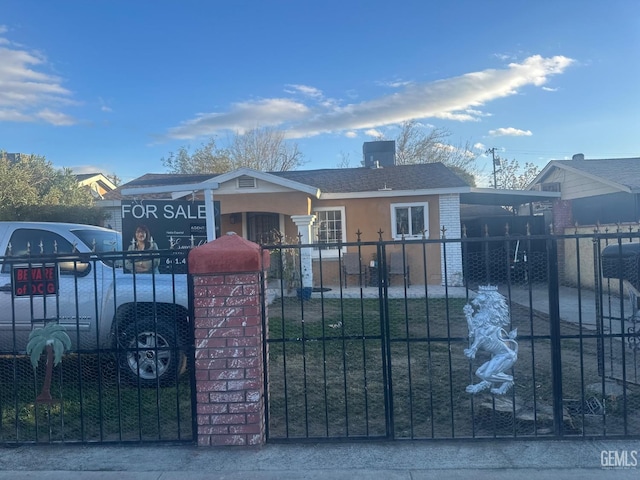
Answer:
[217,192,311,216]
[563,223,640,289]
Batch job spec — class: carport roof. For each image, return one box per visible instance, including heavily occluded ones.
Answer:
[461,187,560,206]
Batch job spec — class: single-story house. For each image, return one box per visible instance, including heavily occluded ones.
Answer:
[528,154,640,230]
[75,173,117,199]
[527,154,640,287]
[100,160,468,287]
[98,143,559,288]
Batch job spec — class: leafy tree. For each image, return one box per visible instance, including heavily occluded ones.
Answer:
[162,127,304,174]
[447,165,477,187]
[0,152,94,207]
[161,138,232,174]
[0,152,100,223]
[492,157,540,190]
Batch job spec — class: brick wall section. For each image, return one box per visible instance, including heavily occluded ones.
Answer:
[189,233,269,447]
[438,194,463,286]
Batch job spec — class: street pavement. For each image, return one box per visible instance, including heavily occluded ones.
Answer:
[1,438,639,479]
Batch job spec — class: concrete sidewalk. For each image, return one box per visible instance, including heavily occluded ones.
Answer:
[0,438,639,479]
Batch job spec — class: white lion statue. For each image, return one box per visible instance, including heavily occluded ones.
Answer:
[464,285,518,395]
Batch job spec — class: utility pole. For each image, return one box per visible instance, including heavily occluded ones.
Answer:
[486,148,500,189]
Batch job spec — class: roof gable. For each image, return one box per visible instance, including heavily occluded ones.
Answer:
[532,158,640,193]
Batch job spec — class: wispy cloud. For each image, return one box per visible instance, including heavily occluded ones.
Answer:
[165,54,574,140]
[489,127,533,137]
[473,142,486,151]
[0,27,77,125]
[99,97,113,112]
[376,78,413,88]
[542,86,558,92]
[284,84,323,98]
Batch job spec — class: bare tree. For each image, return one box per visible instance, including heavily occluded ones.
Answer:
[492,158,540,189]
[336,151,353,168]
[162,127,304,174]
[392,121,478,180]
[227,127,304,171]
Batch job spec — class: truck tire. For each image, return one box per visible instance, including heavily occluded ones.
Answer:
[118,317,187,387]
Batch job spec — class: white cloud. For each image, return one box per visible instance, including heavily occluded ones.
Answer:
[344,131,357,138]
[365,129,383,138]
[167,98,310,139]
[542,86,558,92]
[0,30,76,125]
[284,84,323,98]
[473,142,486,151]
[489,127,533,137]
[164,54,574,140]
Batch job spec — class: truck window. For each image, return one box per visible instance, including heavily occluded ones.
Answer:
[2,229,75,274]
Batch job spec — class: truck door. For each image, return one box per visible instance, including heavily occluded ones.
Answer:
[0,228,99,352]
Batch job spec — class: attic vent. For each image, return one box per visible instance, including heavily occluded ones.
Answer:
[540,182,561,192]
[237,175,257,189]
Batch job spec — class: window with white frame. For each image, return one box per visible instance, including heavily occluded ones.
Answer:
[312,207,346,257]
[391,202,429,239]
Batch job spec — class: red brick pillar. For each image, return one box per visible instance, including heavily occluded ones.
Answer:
[188,232,270,446]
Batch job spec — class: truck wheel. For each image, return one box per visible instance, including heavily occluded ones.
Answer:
[118,317,186,387]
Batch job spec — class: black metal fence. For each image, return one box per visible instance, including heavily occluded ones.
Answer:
[0,249,195,444]
[262,232,640,441]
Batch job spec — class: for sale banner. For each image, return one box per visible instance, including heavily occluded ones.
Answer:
[121,200,220,273]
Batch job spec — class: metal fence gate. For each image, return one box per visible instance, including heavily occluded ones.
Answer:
[0,249,196,445]
[263,232,640,441]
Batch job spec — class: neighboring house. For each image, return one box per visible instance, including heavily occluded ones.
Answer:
[75,173,117,199]
[528,154,640,287]
[528,154,640,230]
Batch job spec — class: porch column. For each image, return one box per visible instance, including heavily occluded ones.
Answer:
[290,214,316,288]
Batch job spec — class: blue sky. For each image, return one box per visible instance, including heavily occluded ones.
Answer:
[2,0,639,184]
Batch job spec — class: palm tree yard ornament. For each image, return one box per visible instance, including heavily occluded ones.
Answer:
[26,323,71,404]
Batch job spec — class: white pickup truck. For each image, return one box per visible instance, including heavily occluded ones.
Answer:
[0,222,190,386]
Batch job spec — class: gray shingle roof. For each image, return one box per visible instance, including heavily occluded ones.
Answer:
[104,163,469,200]
[551,158,640,192]
[271,163,468,193]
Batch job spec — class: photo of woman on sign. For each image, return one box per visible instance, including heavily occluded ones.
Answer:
[125,224,160,274]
